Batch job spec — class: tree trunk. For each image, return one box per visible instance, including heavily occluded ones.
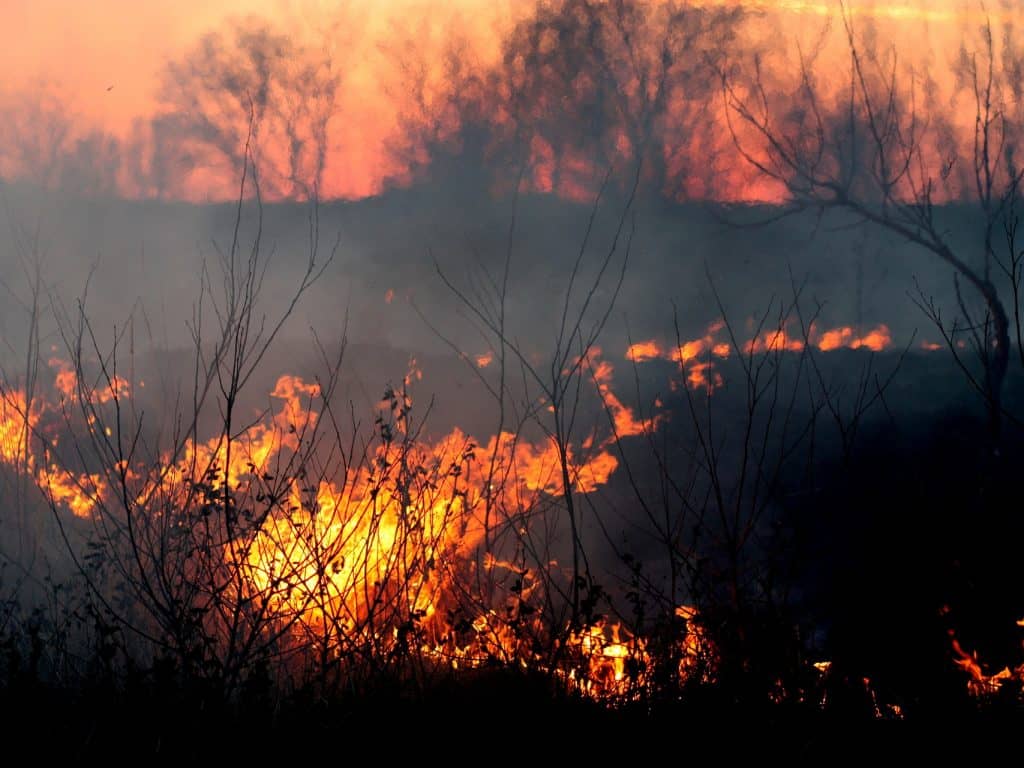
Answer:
[982,280,1010,446]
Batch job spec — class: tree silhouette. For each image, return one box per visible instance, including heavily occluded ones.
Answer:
[157,17,346,200]
[723,9,1024,441]
[389,0,744,199]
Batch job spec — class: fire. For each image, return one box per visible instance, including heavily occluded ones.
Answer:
[626,323,732,393]
[0,348,687,699]
[587,346,651,438]
[815,325,892,353]
[625,340,664,363]
[0,316,899,535]
[564,605,715,700]
[628,322,894,393]
[0,379,104,518]
[0,326,979,706]
[745,329,805,355]
[568,620,649,698]
[0,388,34,465]
[950,618,1024,699]
[47,356,132,404]
[951,637,1021,697]
[847,326,892,353]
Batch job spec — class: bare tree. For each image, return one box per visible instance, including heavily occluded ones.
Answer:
[0,85,74,190]
[722,8,1023,441]
[156,15,350,200]
[442,173,637,620]
[488,0,742,197]
[27,135,342,693]
[387,0,743,199]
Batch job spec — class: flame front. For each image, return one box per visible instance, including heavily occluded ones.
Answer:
[0,345,694,698]
[627,321,893,392]
[0,323,911,701]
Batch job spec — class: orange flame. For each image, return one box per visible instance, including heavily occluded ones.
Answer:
[628,321,893,394]
[951,637,1019,697]
[625,340,664,363]
[0,321,925,702]
[745,329,805,355]
[0,349,671,698]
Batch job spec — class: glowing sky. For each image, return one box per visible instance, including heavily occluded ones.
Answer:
[0,1,1015,199]
[1,1,991,128]
[0,1,508,132]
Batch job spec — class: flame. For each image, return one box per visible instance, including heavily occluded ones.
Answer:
[567,620,649,698]
[0,325,964,704]
[0,389,34,466]
[564,604,714,700]
[847,326,892,353]
[628,321,893,393]
[745,329,805,355]
[626,323,732,393]
[625,340,664,363]
[815,325,893,352]
[950,618,1024,698]
[1,348,692,699]
[951,637,1020,697]
[587,346,650,438]
[475,350,494,368]
[47,356,131,404]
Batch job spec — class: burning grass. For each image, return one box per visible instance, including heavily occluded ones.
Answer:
[5,302,975,717]
[2,342,716,703]
[0,182,1017,735]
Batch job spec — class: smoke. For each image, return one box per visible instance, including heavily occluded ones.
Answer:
[0,1,1018,393]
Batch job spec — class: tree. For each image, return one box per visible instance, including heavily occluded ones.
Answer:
[505,0,743,198]
[723,9,1024,441]
[157,15,349,200]
[389,0,743,200]
[0,84,74,190]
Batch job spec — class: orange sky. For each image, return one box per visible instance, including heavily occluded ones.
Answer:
[2,1,989,129]
[0,1,1016,199]
[0,1,511,133]
[2,0,274,130]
